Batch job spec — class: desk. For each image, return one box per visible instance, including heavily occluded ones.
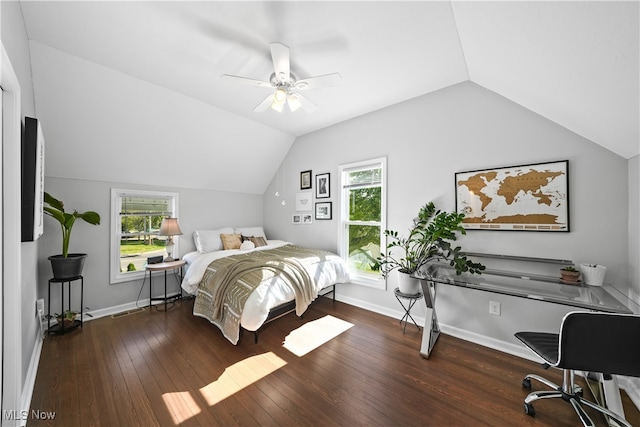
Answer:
[418,264,639,358]
[418,257,640,422]
[146,260,185,311]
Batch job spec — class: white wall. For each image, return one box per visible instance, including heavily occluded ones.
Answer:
[39,178,264,314]
[28,41,295,195]
[630,155,639,303]
[2,0,40,416]
[263,81,634,347]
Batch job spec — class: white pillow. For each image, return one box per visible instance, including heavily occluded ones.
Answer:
[234,226,267,239]
[240,240,255,251]
[193,227,234,253]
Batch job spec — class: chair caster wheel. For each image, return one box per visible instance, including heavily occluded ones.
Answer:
[524,402,535,417]
[522,378,532,390]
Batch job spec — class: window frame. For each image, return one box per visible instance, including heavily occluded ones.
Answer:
[338,156,387,290]
[110,188,180,284]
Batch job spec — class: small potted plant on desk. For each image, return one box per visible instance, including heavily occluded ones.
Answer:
[377,201,485,294]
[560,266,581,284]
[44,192,101,279]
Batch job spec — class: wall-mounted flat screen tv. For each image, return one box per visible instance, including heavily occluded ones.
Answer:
[22,116,45,242]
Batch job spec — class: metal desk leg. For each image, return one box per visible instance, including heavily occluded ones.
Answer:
[419,279,441,359]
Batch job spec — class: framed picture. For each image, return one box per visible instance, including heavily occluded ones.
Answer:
[295,192,313,211]
[302,214,313,224]
[315,202,332,220]
[455,160,569,231]
[315,173,330,198]
[21,117,45,242]
[300,170,312,190]
[292,214,301,224]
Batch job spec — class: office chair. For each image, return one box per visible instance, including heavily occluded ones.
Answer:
[515,311,640,427]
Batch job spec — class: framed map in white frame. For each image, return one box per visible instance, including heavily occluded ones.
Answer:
[455,160,569,231]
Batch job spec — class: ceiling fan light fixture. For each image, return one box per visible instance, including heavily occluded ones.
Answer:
[270,101,284,113]
[287,94,302,112]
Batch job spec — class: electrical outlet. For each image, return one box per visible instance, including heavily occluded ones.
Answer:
[36,298,45,315]
[489,300,501,316]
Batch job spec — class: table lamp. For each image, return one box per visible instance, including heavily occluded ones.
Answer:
[158,217,183,262]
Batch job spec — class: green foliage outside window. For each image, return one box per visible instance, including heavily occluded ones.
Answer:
[346,169,383,274]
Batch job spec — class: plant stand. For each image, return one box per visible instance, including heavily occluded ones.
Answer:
[47,276,83,335]
[394,287,423,333]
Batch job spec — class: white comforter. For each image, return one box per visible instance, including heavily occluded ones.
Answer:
[181,240,350,331]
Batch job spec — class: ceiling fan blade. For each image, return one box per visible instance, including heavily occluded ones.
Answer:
[295,73,342,90]
[221,74,272,88]
[270,42,290,83]
[292,93,318,113]
[253,94,274,112]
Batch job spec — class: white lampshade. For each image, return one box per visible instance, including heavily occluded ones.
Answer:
[159,218,183,236]
[270,88,287,112]
[159,218,182,261]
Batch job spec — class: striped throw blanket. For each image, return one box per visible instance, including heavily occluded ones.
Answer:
[193,245,328,344]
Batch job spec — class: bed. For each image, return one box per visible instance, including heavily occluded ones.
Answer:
[181,227,350,344]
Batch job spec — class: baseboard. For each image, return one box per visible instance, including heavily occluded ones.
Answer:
[74,293,182,322]
[20,334,43,427]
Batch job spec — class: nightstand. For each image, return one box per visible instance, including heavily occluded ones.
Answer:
[146,259,185,311]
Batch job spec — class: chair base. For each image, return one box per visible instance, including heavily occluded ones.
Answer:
[522,372,632,427]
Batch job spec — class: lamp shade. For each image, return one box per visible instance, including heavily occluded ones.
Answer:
[159,218,183,236]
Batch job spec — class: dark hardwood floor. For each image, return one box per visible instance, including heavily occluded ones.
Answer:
[28,296,639,426]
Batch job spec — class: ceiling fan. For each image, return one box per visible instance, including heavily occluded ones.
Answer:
[221,42,342,113]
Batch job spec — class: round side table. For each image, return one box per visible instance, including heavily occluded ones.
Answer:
[394,287,423,333]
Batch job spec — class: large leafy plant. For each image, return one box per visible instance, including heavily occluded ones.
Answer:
[378,202,484,277]
[44,192,101,257]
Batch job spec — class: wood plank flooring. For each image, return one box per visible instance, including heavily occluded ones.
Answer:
[28,296,640,426]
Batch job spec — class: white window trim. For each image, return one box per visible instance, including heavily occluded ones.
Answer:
[110,188,180,284]
[338,156,387,290]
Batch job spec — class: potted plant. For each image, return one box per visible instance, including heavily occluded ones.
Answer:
[44,192,101,279]
[54,310,79,328]
[377,201,484,294]
[560,266,581,284]
[579,263,607,286]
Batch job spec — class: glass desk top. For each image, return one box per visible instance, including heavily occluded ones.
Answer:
[422,265,639,315]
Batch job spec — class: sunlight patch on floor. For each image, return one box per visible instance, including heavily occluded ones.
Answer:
[199,352,287,406]
[162,390,201,425]
[283,315,354,356]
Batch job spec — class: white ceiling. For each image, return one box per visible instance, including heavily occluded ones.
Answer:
[19,1,639,159]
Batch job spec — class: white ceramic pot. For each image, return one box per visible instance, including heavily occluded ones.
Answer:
[580,264,607,286]
[397,271,420,295]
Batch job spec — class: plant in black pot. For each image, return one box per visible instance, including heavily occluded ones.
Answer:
[44,192,101,279]
[377,201,484,294]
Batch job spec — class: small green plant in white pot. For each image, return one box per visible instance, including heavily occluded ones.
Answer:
[580,263,607,286]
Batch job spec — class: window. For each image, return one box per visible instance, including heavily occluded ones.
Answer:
[110,189,179,284]
[338,157,387,289]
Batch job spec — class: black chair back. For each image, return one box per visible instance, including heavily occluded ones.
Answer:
[558,311,640,377]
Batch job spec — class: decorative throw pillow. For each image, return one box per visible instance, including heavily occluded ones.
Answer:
[248,236,268,247]
[220,233,242,250]
[234,227,267,239]
[240,240,255,251]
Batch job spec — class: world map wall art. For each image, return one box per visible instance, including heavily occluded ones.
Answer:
[455,160,569,231]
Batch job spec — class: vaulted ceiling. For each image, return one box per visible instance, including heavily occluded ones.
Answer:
[19,1,639,175]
